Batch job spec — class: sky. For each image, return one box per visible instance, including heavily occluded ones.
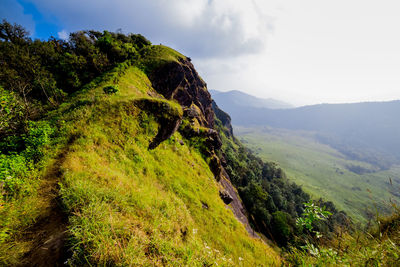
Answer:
[2,0,400,106]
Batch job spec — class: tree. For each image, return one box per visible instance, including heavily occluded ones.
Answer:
[0,19,30,44]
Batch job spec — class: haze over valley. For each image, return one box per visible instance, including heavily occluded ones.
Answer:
[211,89,400,223]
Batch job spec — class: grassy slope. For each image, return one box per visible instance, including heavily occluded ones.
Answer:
[0,47,280,265]
[235,126,400,224]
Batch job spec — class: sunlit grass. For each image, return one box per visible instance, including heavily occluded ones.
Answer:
[59,90,280,265]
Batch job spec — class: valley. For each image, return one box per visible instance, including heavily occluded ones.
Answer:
[235,126,400,224]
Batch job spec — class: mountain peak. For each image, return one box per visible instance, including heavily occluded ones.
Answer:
[210,89,293,109]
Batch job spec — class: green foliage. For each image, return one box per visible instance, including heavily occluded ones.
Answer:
[103,85,119,94]
[0,153,31,194]
[0,87,24,137]
[272,211,292,246]
[287,211,400,266]
[22,121,55,162]
[0,120,54,195]
[0,19,30,44]
[0,20,153,134]
[296,200,332,237]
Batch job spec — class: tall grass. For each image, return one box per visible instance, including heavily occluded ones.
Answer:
[56,65,280,265]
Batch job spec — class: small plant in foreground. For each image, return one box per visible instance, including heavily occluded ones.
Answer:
[297,200,332,238]
[295,200,332,258]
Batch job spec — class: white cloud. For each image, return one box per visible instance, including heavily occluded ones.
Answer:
[57,30,69,40]
[14,0,400,105]
[26,0,273,58]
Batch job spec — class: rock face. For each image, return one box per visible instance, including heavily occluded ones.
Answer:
[212,101,233,137]
[149,58,214,128]
[148,57,258,238]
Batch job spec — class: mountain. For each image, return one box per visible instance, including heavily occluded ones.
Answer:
[215,99,400,167]
[210,89,293,109]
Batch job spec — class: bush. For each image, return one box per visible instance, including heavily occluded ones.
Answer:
[272,211,292,245]
[0,120,54,195]
[0,87,24,137]
[23,121,55,162]
[103,85,119,94]
[0,153,31,194]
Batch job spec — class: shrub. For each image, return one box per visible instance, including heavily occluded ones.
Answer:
[103,85,119,94]
[0,120,54,195]
[0,153,31,195]
[0,87,24,137]
[23,121,55,162]
[296,200,332,238]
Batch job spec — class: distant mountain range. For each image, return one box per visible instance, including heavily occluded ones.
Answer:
[211,90,400,167]
[209,90,293,109]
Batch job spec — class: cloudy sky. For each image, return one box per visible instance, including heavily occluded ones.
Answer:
[2,0,400,106]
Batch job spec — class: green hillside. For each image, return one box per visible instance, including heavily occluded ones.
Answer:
[0,51,280,265]
[235,126,400,224]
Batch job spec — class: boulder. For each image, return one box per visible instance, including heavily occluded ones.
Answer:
[219,190,233,204]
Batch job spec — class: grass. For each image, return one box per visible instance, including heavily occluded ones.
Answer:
[235,126,400,225]
[139,45,186,74]
[0,52,281,265]
[57,67,280,266]
[286,210,400,266]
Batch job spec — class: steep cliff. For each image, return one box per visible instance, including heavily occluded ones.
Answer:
[144,47,259,238]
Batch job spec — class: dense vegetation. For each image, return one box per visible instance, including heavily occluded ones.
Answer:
[0,19,151,138]
[286,209,400,266]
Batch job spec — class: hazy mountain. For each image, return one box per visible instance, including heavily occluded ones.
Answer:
[214,99,400,166]
[209,89,293,109]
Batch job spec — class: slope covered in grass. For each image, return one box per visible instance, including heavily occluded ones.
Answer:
[0,48,280,265]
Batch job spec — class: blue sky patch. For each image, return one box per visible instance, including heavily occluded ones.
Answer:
[17,0,62,39]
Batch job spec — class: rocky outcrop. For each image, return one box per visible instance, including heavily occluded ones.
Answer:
[219,189,233,204]
[149,58,214,128]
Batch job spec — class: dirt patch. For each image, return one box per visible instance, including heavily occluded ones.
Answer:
[18,138,75,266]
[18,198,69,267]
